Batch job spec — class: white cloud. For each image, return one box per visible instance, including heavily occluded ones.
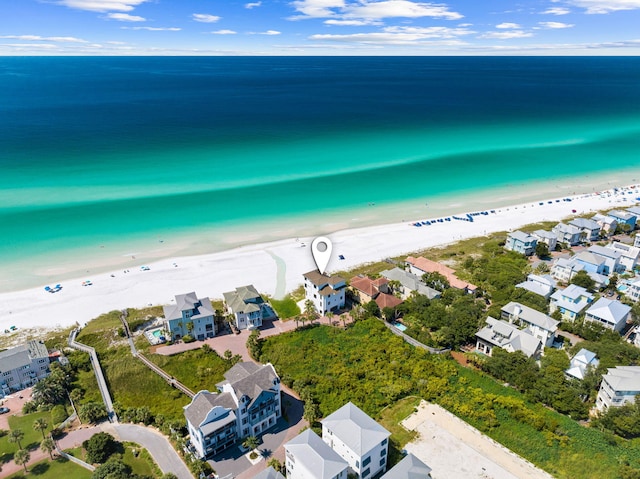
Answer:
[192,14,221,23]
[324,19,383,25]
[458,22,473,27]
[310,25,474,44]
[496,22,521,29]
[261,30,282,35]
[209,30,237,34]
[122,26,181,31]
[480,30,533,39]
[106,13,145,21]
[542,7,571,14]
[1,43,59,49]
[564,0,640,13]
[55,0,148,12]
[245,1,262,8]
[0,35,88,42]
[538,21,574,28]
[291,0,462,20]
[106,40,127,44]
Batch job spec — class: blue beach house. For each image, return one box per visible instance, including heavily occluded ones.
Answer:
[505,230,537,256]
[608,210,637,230]
[163,291,216,341]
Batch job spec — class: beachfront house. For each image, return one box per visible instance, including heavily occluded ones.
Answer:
[163,292,216,341]
[532,230,558,251]
[596,366,640,411]
[253,467,286,479]
[184,362,281,459]
[303,270,346,315]
[626,206,640,221]
[285,429,348,479]
[552,223,582,246]
[516,273,557,299]
[380,268,440,300]
[475,317,543,359]
[322,402,391,479]
[584,298,631,333]
[0,340,50,397]
[505,231,538,256]
[569,218,601,243]
[549,284,594,321]
[501,302,559,347]
[592,213,618,236]
[405,256,477,294]
[381,453,432,479]
[605,242,640,272]
[223,285,270,331]
[565,349,599,381]
[608,210,637,231]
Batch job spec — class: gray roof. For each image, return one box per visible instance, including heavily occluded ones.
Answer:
[586,298,631,326]
[515,274,556,298]
[184,390,237,428]
[550,285,593,314]
[603,366,640,393]
[573,251,605,267]
[217,362,279,410]
[508,230,535,242]
[569,218,600,230]
[566,349,599,381]
[253,467,286,479]
[163,292,214,321]
[609,210,636,221]
[380,268,440,300]
[0,340,48,374]
[588,245,621,260]
[533,230,557,240]
[476,317,542,358]
[201,411,236,436]
[553,223,581,235]
[321,402,390,456]
[285,429,348,479]
[593,213,617,225]
[304,270,346,288]
[223,285,264,315]
[627,206,640,216]
[381,453,432,479]
[502,302,558,332]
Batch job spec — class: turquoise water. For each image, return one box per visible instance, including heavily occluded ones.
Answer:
[1,57,640,291]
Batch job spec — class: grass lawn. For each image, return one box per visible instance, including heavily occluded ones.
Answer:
[6,456,92,479]
[0,410,55,463]
[378,396,421,467]
[269,295,301,319]
[122,442,161,478]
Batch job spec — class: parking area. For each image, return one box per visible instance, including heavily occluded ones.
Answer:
[0,387,33,430]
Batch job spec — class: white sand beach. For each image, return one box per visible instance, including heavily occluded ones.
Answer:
[1,186,638,335]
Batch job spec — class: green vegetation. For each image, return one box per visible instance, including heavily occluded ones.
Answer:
[378,396,421,465]
[269,295,301,319]
[84,432,121,464]
[0,411,55,461]
[5,456,91,479]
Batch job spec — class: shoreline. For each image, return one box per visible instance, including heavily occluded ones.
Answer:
[1,182,639,336]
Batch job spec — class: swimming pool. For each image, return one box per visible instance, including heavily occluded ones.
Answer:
[392,322,407,332]
[152,329,164,338]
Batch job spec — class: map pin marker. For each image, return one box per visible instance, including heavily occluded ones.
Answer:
[311,236,333,274]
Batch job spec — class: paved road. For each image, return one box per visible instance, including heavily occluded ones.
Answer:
[105,423,193,479]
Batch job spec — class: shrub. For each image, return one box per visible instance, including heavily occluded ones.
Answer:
[51,404,68,425]
[22,400,38,414]
[83,432,121,464]
[182,335,195,343]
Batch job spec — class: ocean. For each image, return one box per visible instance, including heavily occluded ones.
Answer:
[2,56,640,291]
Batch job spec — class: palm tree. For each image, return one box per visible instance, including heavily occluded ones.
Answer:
[242,435,259,451]
[33,417,49,440]
[41,437,56,459]
[9,429,25,450]
[326,311,334,326]
[14,449,30,473]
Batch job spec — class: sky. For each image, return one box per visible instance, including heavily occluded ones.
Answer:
[2,0,640,55]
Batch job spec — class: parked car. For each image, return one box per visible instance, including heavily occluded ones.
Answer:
[0,407,10,414]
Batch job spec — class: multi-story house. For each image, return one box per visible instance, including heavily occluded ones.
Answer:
[584,298,631,333]
[551,255,608,289]
[163,291,216,341]
[475,317,543,359]
[605,242,640,272]
[504,231,538,256]
[0,340,50,397]
[322,402,391,479]
[380,268,440,300]
[549,284,594,321]
[592,213,618,236]
[532,230,558,251]
[552,222,582,246]
[515,273,556,299]
[184,362,281,459]
[405,256,477,294]
[350,275,403,310]
[608,210,637,230]
[223,285,269,331]
[587,245,622,275]
[596,366,640,411]
[626,279,640,302]
[381,453,432,479]
[501,302,558,347]
[303,270,346,315]
[569,218,601,242]
[285,429,348,479]
[565,348,599,381]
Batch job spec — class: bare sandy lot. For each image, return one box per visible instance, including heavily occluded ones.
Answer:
[402,401,555,479]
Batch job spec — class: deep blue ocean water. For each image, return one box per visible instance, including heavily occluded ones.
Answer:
[1,56,640,289]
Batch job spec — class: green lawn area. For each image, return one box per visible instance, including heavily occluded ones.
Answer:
[378,396,421,465]
[122,442,161,478]
[6,456,92,479]
[0,410,55,463]
[268,295,300,319]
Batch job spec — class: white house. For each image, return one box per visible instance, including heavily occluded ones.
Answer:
[551,256,608,290]
[584,298,631,333]
[163,292,216,341]
[303,270,346,315]
[605,242,640,272]
[322,402,391,479]
[569,218,601,242]
[626,279,640,302]
[592,213,618,236]
[184,362,281,459]
[515,273,556,299]
[532,230,558,252]
[587,245,623,275]
[505,231,537,256]
[381,453,432,479]
[501,302,559,347]
[565,349,599,381]
[223,285,269,331]
[475,317,543,359]
[285,429,348,479]
[253,467,286,479]
[596,366,640,411]
[552,223,582,246]
[0,341,50,398]
[549,284,594,321]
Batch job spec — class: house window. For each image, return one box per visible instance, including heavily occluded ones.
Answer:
[380,449,386,456]
[362,468,370,478]
[380,458,386,467]
[381,438,387,446]
[363,456,371,467]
